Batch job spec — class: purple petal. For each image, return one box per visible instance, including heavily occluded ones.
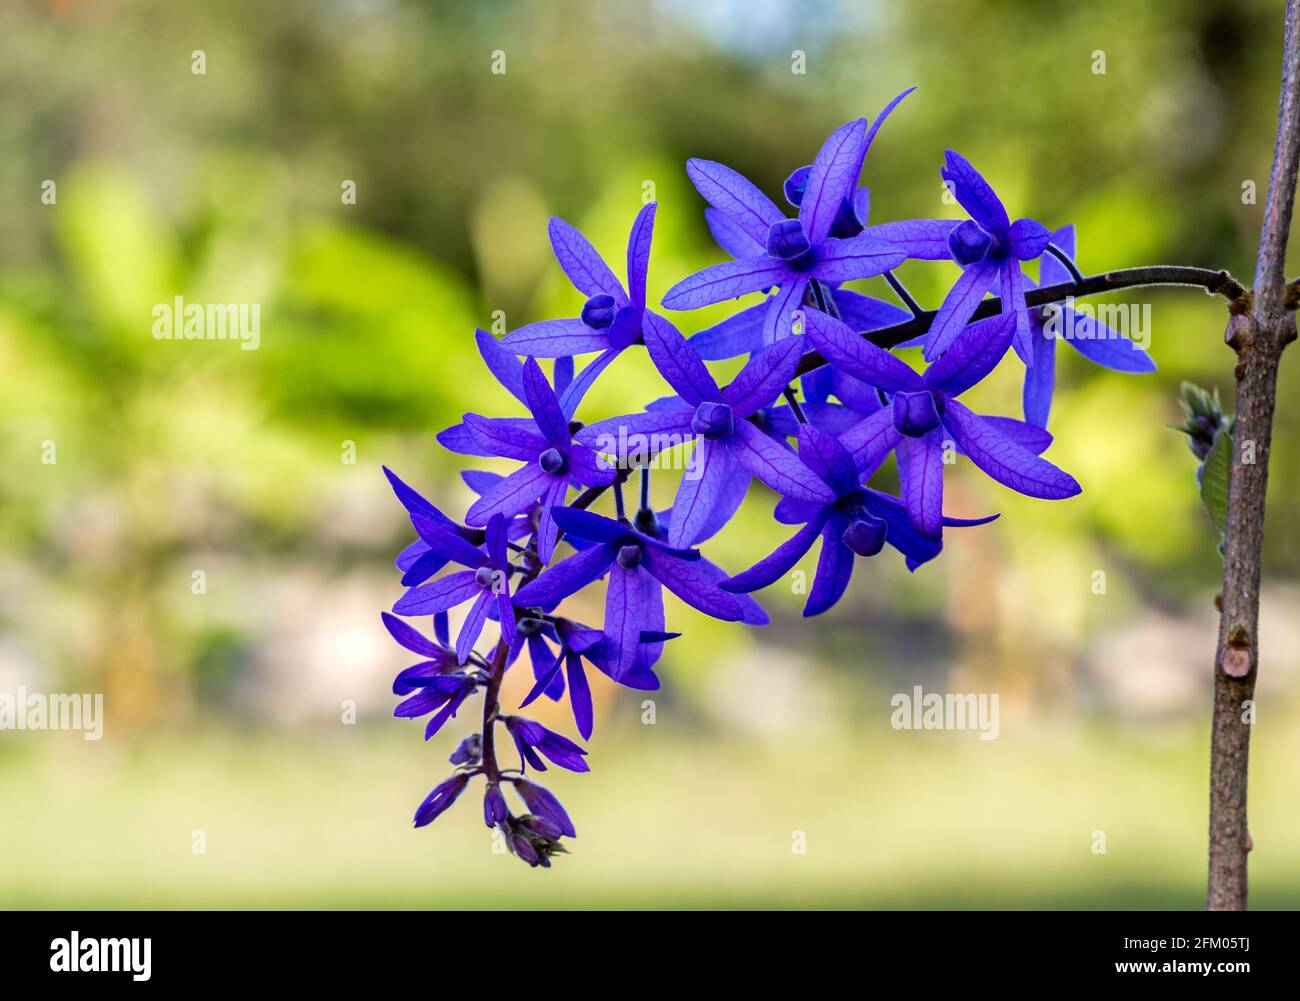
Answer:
[382,466,449,522]
[464,414,548,461]
[381,612,447,658]
[804,514,855,616]
[456,591,493,664]
[705,206,764,259]
[641,548,744,621]
[1022,329,1057,428]
[461,470,502,496]
[514,542,617,608]
[685,158,785,247]
[521,357,570,447]
[719,336,805,416]
[661,255,790,311]
[548,216,627,302]
[898,431,945,539]
[411,513,489,568]
[1060,308,1157,372]
[534,475,569,564]
[802,309,921,393]
[1040,224,1076,287]
[668,437,730,548]
[722,513,826,592]
[475,328,528,406]
[726,419,835,503]
[642,311,720,406]
[941,399,1081,499]
[761,274,810,346]
[568,445,618,488]
[565,654,594,740]
[799,118,868,245]
[393,570,481,616]
[810,234,907,283]
[437,421,494,456]
[501,318,609,357]
[862,219,957,261]
[688,300,767,360]
[832,289,913,331]
[839,406,903,475]
[796,424,858,495]
[576,408,696,461]
[551,506,630,545]
[923,257,1000,361]
[465,462,551,525]
[922,309,1015,397]
[558,346,621,418]
[1000,257,1033,364]
[941,150,1010,236]
[975,416,1053,455]
[603,563,642,679]
[691,456,750,544]
[626,202,657,309]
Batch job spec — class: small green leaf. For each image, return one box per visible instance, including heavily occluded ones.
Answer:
[1200,430,1231,530]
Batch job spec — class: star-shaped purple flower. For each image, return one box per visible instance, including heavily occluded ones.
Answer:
[575,313,834,547]
[804,308,1080,539]
[498,203,659,414]
[1022,225,1157,427]
[663,120,907,344]
[392,512,520,664]
[722,426,998,615]
[924,150,1052,364]
[457,357,617,561]
[513,506,749,679]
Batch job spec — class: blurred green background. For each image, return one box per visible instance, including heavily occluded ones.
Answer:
[1,0,1298,908]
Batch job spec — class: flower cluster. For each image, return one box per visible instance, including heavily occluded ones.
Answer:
[382,87,1154,866]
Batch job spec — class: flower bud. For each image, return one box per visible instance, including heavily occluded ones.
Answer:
[483,783,508,828]
[580,293,616,329]
[947,219,991,266]
[891,390,941,437]
[617,543,642,570]
[691,400,734,440]
[1009,218,1050,261]
[766,218,812,261]
[783,165,812,207]
[449,733,482,766]
[538,446,567,475]
[843,514,887,557]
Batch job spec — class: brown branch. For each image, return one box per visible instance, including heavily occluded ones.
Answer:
[1207,0,1300,911]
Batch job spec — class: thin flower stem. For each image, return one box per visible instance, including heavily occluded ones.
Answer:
[613,478,627,521]
[1044,242,1086,284]
[782,385,808,423]
[883,270,924,317]
[792,264,1247,377]
[639,465,651,512]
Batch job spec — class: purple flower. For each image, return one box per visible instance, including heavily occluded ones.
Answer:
[499,203,659,414]
[665,120,907,344]
[502,715,589,773]
[516,616,654,740]
[392,512,519,663]
[450,733,482,766]
[1021,225,1157,427]
[924,150,1051,364]
[689,284,913,363]
[458,357,616,561]
[575,313,834,547]
[413,773,470,828]
[723,426,997,615]
[513,505,749,678]
[483,783,509,827]
[513,778,577,837]
[803,308,1080,539]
